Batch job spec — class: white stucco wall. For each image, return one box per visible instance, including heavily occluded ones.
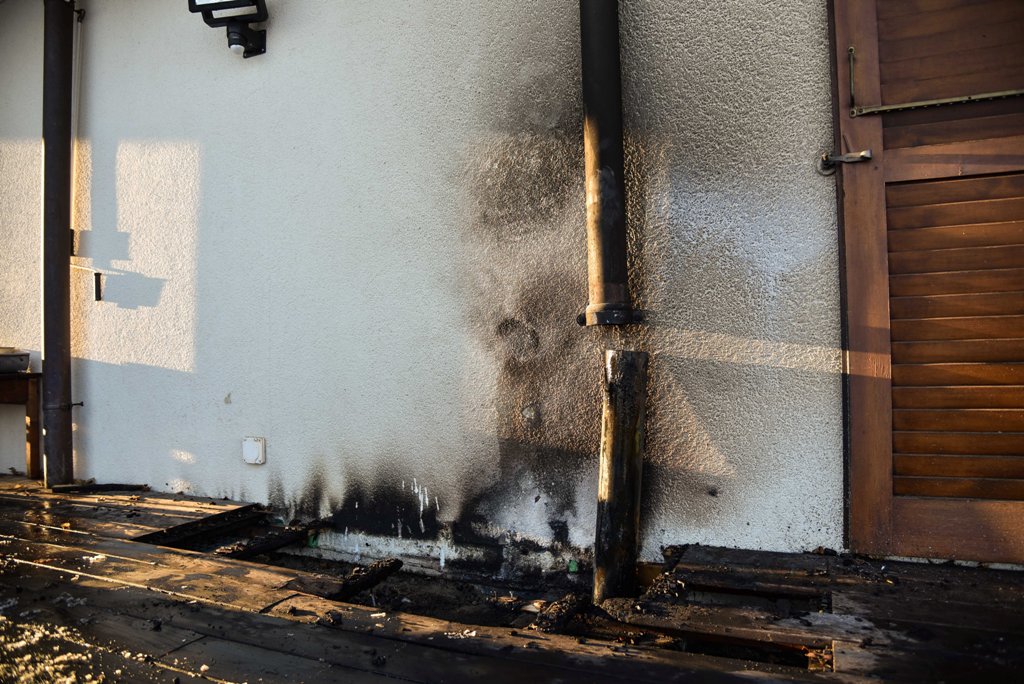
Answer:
[0,0,842,565]
[0,0,44,474]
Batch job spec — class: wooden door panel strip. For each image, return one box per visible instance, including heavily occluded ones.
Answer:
[890,268,1024,296]
[895,453,1024,478]
[886,173,1024,208]
[887,198,1024,231]
[886,113,1024,150]
[892,408,1024,432]
[889,245,1024,275]
[835,0,892,555]
[878,19,1024,64]
[894,476,1024,500]
[879,0,1001,21]
[890,291,1024,318]
[888,222,1024,252]
[893,430,1023,455]
[881,44,1024,86]
[891,316,1024,342]
[878,0,1024,42]
[892,497,1024,563]
[891,338,1024,364]
[893,385,1024,409]
[892,363,1024,387]
[885,135,1024,183]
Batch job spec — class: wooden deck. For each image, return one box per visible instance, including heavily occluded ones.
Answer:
[0,476,1022,682]
[0,478,789,682]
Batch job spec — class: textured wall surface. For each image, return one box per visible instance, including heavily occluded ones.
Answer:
[0,0,43,473]
[0,0,842,564]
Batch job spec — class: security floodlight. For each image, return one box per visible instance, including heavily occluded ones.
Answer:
[188,0,268,58]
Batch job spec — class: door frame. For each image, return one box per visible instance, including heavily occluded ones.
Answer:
[829,0,1024,563]
[830,0,893,556]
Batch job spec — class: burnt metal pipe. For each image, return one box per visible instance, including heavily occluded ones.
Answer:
[593,349,648,604]
[41,0,77,487]
[579,0,636,326]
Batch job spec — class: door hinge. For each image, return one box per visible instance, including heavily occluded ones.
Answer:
[817,149,872,176]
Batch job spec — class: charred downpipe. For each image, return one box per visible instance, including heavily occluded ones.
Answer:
[41,0,77,487]
[579,0,636,326]
[593,350,649,604]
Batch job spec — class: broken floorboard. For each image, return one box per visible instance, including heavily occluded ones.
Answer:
[601,544,1024,680]
[0,539,783,682]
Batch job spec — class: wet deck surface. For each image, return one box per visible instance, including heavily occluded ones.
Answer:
[0,476,1022,682]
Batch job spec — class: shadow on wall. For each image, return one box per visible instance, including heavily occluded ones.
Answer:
[69,358,197,492]
[74,231,165,310]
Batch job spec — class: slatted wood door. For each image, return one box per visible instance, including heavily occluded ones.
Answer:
[833,0,1024,562]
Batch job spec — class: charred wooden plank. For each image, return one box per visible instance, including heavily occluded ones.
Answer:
[286,559,404,602]
[49,483,150,494]
[214,524,312,559]
[594,350,649,603]
[600,598,835,672]
[131,504,266,548]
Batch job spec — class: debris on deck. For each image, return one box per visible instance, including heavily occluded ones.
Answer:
[529,592,588,633]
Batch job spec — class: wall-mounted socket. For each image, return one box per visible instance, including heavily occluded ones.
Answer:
[242,436,266,465]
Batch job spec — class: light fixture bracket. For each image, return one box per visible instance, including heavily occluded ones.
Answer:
[227,22,266,58]
[188,0,268,58]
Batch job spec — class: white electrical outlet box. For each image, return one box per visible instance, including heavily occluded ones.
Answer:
[242,436,266,465]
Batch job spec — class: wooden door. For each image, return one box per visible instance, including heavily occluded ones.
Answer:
[832,0,1024,562]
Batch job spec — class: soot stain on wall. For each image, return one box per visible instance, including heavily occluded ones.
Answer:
[330,479,442,540]
[276,8,678,557]
[294,464,328,521]
[447,5,682,551]
[456,32,612,544]
[267,473,286,512]
[284,458,444,541]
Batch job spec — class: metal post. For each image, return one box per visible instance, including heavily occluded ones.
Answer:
[593,349,649,604]
[579,0,635,326]
[42,0,76,487]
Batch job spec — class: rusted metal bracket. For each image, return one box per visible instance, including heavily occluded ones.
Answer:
[847,43,1023,117]
[44,401,84,411]
[817,149,872,176]
[852,88,1024,117]
[847,46,856,109]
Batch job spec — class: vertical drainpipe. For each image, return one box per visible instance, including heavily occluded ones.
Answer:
[41,0,76,487]
[579,0,635,327]
[579,1,648,604]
